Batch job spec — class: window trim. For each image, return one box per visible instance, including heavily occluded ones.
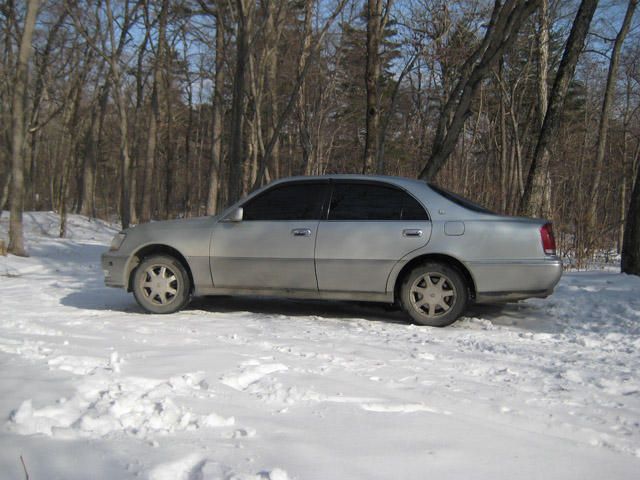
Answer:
[324,179,430,222]
[240,180,331,222]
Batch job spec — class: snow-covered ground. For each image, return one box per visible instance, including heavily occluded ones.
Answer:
[1,212,639,480]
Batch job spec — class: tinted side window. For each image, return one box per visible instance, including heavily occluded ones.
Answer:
[328,183,428,221]
[242,183,326,221]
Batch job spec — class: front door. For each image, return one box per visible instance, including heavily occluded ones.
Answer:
[211,181,328,291]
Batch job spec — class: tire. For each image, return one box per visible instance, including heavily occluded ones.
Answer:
[400,262,468,327]
[132,255,191,314]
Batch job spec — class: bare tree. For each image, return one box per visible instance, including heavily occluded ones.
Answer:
[536,0,549,127]
[2,0,637,270]
[24,7,68,209]
[622,147,640,275]
[8,0,41,256]
[418,0,539,181]
[378,50,419,173]
[78,74,109,217]
[252,0,350,189]
[363,0,392,174]
[202,1,226,216]
[67,0,141,229]
[587,0,636,231]
[535,0,551,216]
[520,0,599,217]
[297,0,315,176]
[140,0,169,223]
[227,0,253,204]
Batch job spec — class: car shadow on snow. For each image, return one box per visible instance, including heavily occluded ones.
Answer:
[64,286,559,331]
[187,297,559,332]
[189,295,410,324]
[61,288,409,324]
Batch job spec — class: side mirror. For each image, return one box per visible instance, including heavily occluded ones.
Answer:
[224,207,243,222]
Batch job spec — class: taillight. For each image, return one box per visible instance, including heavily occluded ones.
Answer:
[540,223,556,255]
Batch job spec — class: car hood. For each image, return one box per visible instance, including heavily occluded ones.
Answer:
[126,215,219,234]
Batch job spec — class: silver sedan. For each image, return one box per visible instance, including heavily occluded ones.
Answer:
[102,175,562,326]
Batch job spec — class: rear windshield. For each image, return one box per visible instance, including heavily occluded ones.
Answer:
[427,183,495,214]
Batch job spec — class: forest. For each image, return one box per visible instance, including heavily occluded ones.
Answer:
[1,0,639,271]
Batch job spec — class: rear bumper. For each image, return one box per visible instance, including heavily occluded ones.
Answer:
[475,288,555,303]
[101,251,129,289]
[466,257,562,303]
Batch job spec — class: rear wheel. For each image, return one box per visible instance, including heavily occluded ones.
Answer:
[400,262,468,327]
[132,255,191,314]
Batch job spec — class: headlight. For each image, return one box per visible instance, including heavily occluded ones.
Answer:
[109,232,126,251]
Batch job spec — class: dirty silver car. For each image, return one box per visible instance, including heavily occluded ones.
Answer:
[102,175,562,327]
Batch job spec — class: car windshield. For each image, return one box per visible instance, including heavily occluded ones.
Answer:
[427,183,495,214]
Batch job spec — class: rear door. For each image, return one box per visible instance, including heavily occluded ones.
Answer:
[211,181,328,291]
[315,181,431,293]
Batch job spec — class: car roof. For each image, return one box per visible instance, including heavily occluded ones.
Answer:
[269,174,427,189]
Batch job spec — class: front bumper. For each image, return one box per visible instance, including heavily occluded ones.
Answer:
[101,251,129,288]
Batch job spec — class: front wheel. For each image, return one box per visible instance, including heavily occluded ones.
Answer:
[132,255,191,314]
[400,262,468,327]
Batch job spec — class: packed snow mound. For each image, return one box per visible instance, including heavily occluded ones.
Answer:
[0,211,639,479]
[7,368,235,440]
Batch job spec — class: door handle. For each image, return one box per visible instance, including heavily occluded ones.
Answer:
[291,228,312,237]
[403,229,423,237]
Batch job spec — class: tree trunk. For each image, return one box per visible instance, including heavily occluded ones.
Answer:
[184,54,194,216]
[8,0,41,256]
[79,80,109,217]
[536,0,549,125]
[103,0,136,229]
[298,0,314,175]
[163,79,175,218]
[141,0,168,222]
[622,153,640,275]
[363,0,387,174]
[520,0,599,218]
[0,174,10,212]
[227,0,251,205]
[378,52,417,174]
[141,77,160,223]
[498,60,508,211]
[587,0,636,230]
[115,88,132,229]
[205,10,225,215]
[534,0,553,220]
[263,1,281,181]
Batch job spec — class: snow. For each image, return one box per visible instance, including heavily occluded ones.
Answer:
[1,211,639,479]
